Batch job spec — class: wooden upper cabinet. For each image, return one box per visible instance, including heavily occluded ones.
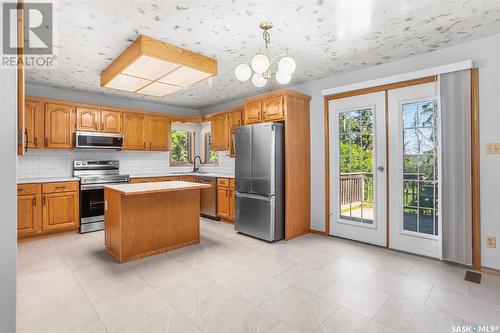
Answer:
[211,113,229,151]
[45,103,75,149]
[42,191,79,231]
[123,113,148,150]
[76,107,100,132]
[243,100,262,124]
[262,96,284,121]
[148,116,170,151]
[228,110,242,130]
[101,109,121,133]
[25,99,44,149]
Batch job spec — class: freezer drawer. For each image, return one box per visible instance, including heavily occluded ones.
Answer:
[235,192,284,242]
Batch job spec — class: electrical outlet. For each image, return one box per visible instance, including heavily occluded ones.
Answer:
[486,235,496,248]
[485,143,500,154]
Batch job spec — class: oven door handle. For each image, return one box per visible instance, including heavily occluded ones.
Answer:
[80,182,129,190]
[81,184,104,190]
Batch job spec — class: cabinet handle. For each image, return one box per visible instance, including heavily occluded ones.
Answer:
[54,186,66,190]
[43,196,46,205]
[24,128,28,153]
[143,142,146,149]
[45,138,48,146]
[34,137,38,146]
[33,197,37,206]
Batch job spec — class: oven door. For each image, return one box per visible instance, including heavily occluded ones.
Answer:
[75,131,123,149]
[80,185,105,224]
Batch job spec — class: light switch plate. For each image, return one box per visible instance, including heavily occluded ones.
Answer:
[486,235,496,248]
[485,143,500,154]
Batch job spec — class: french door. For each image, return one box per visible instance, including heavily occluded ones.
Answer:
[328,92,387,246]
[328,81,441,259]
[387,82,441,259]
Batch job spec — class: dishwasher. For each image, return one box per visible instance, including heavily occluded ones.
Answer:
[197,176,219,220]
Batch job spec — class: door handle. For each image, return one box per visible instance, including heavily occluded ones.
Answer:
[377,166,385,172]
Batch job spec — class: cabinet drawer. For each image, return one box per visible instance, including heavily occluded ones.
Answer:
[42,181,79,193]
[18,183,40,195]
[130,177,156,183]
[230,179,235,189]
[218,178,229,187]
[156,176,180,182]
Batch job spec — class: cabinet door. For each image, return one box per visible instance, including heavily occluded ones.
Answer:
[25,99,44,148]
[228,110,242,130]
[262,96,284,121]
[211,114,229,151]
[101,109,121,133]
[244,100,262,124]
[18,194,42,236]
[148,116,170,151]
[76,107,100,132]
[45,103,75,149]
[42,191,79,231]
[123,113,148,150]
[229,188,235,222]
[217,186,230,219]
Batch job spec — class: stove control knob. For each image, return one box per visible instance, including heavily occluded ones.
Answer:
[75,162,81,166]
[83,162,88,166]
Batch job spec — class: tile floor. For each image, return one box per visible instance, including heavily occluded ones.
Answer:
[17,218,500,333]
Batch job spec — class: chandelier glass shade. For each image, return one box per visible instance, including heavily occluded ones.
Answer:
[234,22,296,87]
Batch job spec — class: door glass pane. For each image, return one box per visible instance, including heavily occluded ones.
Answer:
[402,101,438,236]
[338,108,374,224]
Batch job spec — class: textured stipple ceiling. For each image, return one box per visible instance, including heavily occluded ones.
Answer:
[27,0,500,109]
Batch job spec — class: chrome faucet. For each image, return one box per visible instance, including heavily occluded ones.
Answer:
[193,155,202,173]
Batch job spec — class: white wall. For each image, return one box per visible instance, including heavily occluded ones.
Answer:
[0,41,18,333]
[201,34,500,270]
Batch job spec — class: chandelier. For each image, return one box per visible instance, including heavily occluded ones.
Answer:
[234,22,296,87]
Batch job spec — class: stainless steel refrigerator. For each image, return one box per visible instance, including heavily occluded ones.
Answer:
[235,122,284,242]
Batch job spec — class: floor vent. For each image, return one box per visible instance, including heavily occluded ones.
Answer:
[464,270,482,284]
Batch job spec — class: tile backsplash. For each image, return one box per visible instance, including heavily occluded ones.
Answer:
[17,149,235,179]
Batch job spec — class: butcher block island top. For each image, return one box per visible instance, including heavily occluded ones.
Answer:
[104,181,211,263]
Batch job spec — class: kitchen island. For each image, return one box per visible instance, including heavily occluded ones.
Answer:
[104,181,211,263]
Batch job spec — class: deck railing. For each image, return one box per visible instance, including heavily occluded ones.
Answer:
[340,173,366,207]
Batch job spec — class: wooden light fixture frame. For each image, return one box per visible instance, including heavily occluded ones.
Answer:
[101,35,217,90]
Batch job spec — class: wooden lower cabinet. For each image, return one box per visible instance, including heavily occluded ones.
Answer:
[217,178,235,222]
[180,175,197,182]
[42,191,79,231]
[130,176,180,183]
[17,181,80,239]
[18,193,42,237]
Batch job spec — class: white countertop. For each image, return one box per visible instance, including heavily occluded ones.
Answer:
[104,181,211,195]
[17,177,80,184]
[129,172,235,179]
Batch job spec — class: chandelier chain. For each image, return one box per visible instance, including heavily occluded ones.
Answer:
[263,29,271,50]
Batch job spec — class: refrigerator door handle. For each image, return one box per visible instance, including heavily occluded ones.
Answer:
[235,192,273,201]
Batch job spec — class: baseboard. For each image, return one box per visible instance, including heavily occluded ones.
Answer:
[481,266,500,276]
[309,229,328,236]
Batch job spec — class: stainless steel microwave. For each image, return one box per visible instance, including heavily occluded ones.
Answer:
[75,131,123,149]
